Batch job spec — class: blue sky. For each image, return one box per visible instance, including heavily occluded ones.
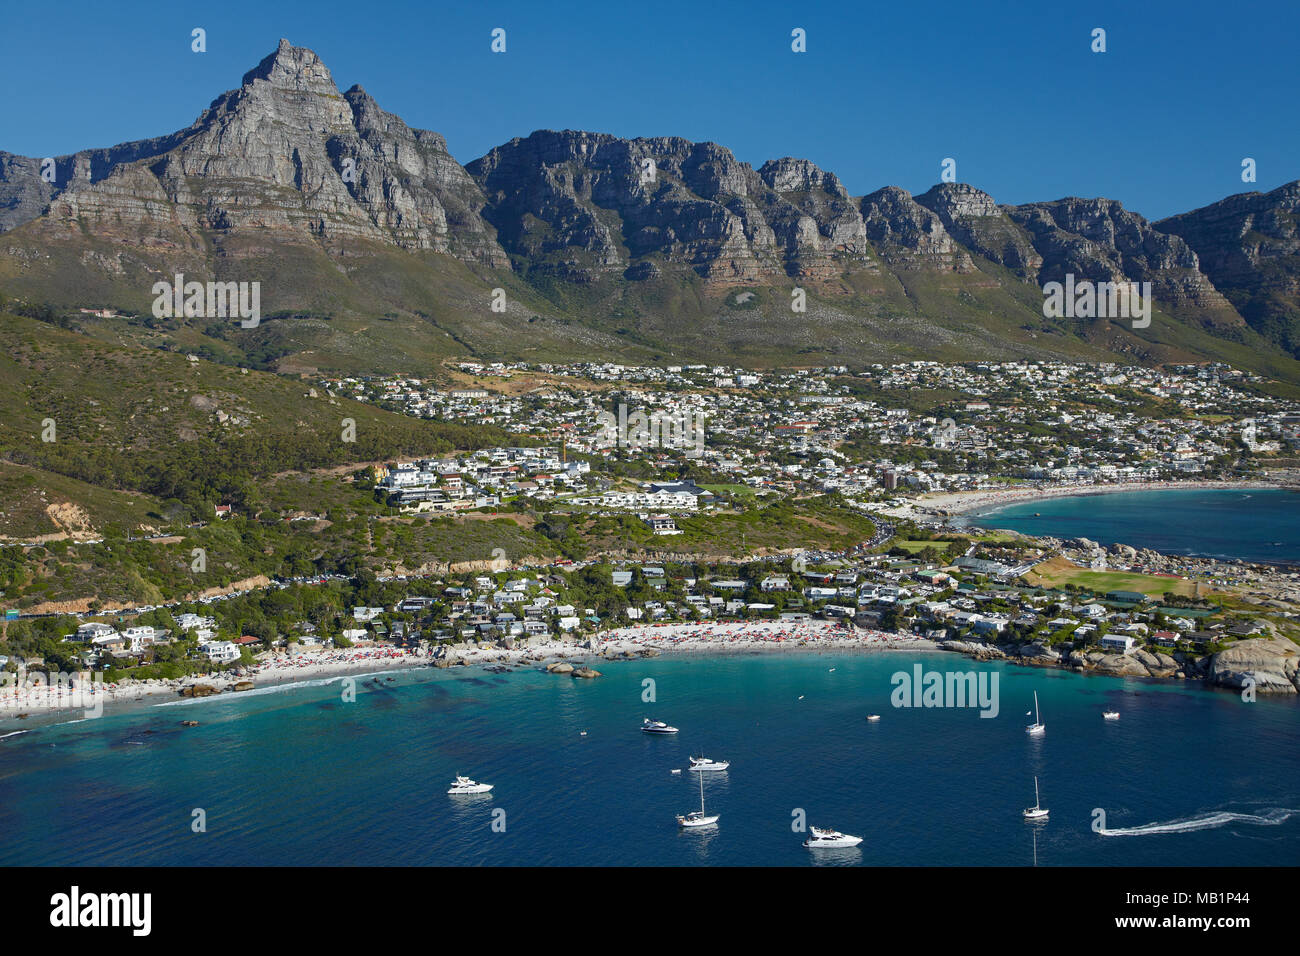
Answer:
[2,0,1294,220]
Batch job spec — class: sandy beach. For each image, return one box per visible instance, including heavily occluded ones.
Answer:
[0,645,430,721]
[883,478,1285,522]
[0,622,930,723]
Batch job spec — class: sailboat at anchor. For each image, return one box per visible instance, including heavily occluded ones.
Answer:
[676,763,719,828]
[1026,690,1045,736]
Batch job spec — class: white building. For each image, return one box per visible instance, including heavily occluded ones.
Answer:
[1099,634,1137,655]
[199,640,240,664]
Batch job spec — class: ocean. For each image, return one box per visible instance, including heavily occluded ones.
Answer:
[961,487,1300,564]
[1,652,1296,866]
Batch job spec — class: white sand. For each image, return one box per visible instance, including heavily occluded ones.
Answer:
[883,479,1280,521]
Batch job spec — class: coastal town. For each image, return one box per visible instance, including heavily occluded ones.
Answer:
[3,359,1299,717]
[343,359,1299,503]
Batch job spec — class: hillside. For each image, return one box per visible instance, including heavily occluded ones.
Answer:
[0,310,505,521]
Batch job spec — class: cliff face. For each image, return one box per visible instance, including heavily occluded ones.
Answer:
[3,40,507,265]
[1158,182,1300,357]
[915,183,1041,279]
[1003,197,1242,329]
[0,39,1297,374]
[467,133,876,282]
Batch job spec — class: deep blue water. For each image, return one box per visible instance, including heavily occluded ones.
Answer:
[1,652,1296,866]
[964,488,1300,564]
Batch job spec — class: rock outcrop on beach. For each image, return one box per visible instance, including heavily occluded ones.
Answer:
[941,635,1300,692]
[546,661,575,674]
[1208,636,1300,694]
[572,666,602,679]
[940,640,1008,661]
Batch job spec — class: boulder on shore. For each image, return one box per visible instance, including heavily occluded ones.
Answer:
[1093,654,1150,677]
[1208,637,1299,694]
[572,666,602,679]
[546,661,575,674]
[232,681,255,692]
[180,684,218,698]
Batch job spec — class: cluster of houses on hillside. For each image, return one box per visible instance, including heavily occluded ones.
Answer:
[326,360,1298,515]
[337,546,1244,658]
[57,614,258,669]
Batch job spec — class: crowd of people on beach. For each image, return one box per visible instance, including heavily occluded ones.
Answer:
[609,619,917,650]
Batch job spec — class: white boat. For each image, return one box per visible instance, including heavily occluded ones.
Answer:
[865,714,881,722]
[447,774,492,795]
[677,767,719,828]
[1023,776,1048,820]
[1102,710,1120,720]
[804,826,863,848]
[1025,691,1045,736]
[642,718,679,734]
[688,755,730,772]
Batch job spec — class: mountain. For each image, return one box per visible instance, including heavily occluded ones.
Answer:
[1,39,1298,384]
[1157,182,1300,359]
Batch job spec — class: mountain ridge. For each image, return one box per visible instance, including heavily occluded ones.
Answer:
[1,39,1297,381]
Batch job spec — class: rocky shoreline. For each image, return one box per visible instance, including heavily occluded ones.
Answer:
[939,635,1300,694]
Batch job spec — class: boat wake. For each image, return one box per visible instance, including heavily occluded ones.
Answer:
[1098,807,1299,837]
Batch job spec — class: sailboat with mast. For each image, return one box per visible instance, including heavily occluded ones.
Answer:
[1023,776,1049,820]
[1025,691,1045,735]
[676,764,719,828]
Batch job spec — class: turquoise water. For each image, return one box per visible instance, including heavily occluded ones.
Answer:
[964,488,1300,564]
[1,652,1296,866]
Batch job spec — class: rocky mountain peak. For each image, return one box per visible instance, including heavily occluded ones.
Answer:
[758,158,847,198]
[240,39,338,96]
[915,182,1001,219]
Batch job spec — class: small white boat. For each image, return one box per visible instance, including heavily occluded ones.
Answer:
[1023,775,1048,820]
[797,695,805,700]
[642,718,679,734]
[670,768,682,775]
[677,768,719,828]
[1025,691,1045,736]
[1102,710,1120,720]
[448,775,492,795]
[688,755,730,772]
[804,826,863,848]
[865,714,881,722]
[828,667,836,672]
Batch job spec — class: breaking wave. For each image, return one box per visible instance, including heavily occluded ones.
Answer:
[151,669,411,707]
